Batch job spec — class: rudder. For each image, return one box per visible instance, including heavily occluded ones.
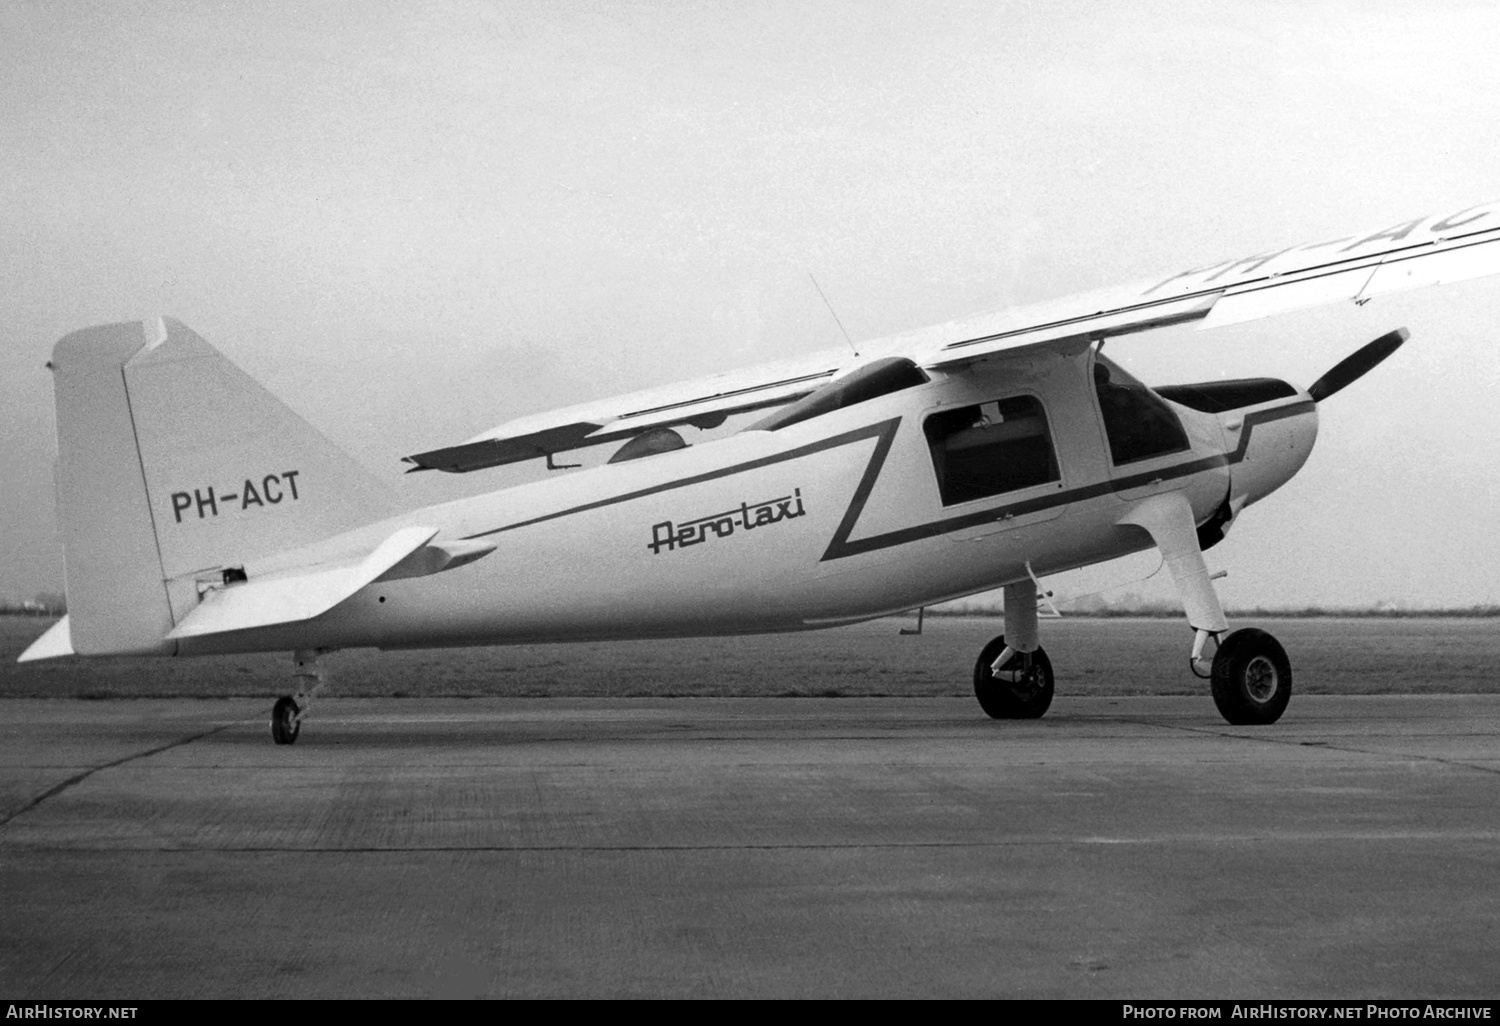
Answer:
[51,322,174,655]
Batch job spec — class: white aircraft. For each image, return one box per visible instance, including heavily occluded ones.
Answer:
[20,202,1500,742]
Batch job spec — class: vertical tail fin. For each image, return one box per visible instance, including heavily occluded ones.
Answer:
[47,318,398,655]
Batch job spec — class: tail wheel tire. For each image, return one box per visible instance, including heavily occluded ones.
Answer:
[1211,628,1292,725]
[973,635,1054,720]
[270,695,301,745]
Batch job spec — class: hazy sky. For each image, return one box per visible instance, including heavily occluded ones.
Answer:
[3,1,1499,610]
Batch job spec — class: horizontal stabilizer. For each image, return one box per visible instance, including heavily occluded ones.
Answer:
[17,616,75,663]
[375,537,497,581]
[166,526,440,640]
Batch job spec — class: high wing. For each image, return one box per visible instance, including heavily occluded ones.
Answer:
[406,201,1500,473]
[907,199,1500,370]
[404,347,847,472]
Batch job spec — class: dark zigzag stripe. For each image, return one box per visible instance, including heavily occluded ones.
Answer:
[464,401,1316,562]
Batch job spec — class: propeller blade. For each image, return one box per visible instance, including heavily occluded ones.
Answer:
[1307,328,1409,403]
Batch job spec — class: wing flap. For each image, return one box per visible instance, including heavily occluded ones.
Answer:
[405,348,844,473]
[590,370,830,436]
[405,422,604,473]
[166,526,439,639]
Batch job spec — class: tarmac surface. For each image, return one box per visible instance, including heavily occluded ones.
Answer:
[1,695,1498,999]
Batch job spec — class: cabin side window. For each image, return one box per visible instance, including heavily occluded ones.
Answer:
[1093,356,1190,465]
[924,395,1060,506]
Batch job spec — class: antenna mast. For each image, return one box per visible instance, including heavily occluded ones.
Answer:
[808,273,859,358]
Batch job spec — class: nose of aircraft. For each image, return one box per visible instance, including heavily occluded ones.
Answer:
[1225,397,1319,510]
[1224,327,1407,512]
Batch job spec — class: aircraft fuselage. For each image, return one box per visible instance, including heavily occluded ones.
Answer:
[175,346,1317,656]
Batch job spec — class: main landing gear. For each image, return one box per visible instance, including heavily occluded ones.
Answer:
[974,635,1053,719]
[973,580,1054,720]
[970,493,1295,726]
[270,695,300,745]
[270,648,331,745]
[968,603,1293,727]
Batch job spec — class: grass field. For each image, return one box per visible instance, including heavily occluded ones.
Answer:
[1,614,1493,699]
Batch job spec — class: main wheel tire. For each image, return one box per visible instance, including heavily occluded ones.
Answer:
[270,695,301,745]
[973,635,1054,719]
[1210,628,1292,725]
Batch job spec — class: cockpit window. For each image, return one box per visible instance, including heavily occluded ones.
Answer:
[749,357,929,432]
[1093,355,1190,465]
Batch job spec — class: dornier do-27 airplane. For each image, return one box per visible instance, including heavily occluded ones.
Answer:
[20,201,1500,742]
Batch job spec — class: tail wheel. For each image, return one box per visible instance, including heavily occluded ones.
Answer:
[270,695,301,745]
[973,635,1054,720]
[1210,628,1292,725]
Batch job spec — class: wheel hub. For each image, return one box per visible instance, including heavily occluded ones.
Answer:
[1000,662,1043,700]
[1244,655,1279,703]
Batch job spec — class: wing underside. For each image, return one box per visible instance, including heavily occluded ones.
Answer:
[915,203,1500,368]
[404,349,844,473]
[406,201,1500,473]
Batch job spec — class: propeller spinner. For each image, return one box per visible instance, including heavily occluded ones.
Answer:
[1307,328,1409,403]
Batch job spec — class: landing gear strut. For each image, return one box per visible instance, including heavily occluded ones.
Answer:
[1120,491,1293,726]
[270,648,331,745]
